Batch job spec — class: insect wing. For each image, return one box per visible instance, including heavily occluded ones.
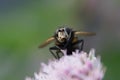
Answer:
[39,37,55,48]
[75,31,96,36]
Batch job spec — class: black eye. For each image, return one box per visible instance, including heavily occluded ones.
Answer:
[62,29,64,31]
[58,30,61,32]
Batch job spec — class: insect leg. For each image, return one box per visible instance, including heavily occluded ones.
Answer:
[73,39,84,51]
[56,49,64,59]
[56,50,61,59]
[49,46,60,59]
[79,39,84,51]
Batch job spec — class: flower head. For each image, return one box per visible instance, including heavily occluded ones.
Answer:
[25,49,106,80]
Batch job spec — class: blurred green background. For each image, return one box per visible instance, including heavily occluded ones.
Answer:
[0,0,120,80]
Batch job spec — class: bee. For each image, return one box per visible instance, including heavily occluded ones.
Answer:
[39,26,96,59]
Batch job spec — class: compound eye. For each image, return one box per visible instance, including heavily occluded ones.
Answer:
[62,29,64,32]
[58,30,61,32]
[58,29,64,32]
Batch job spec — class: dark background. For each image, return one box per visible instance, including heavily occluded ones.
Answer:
[0,0,120,80]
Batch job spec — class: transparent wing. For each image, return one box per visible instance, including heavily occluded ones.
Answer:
[38,37,55,48]
[75,31,96,36]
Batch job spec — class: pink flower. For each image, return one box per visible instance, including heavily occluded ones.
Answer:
[25,49,106,80]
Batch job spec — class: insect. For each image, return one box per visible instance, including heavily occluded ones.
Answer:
[39,27,96,59]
